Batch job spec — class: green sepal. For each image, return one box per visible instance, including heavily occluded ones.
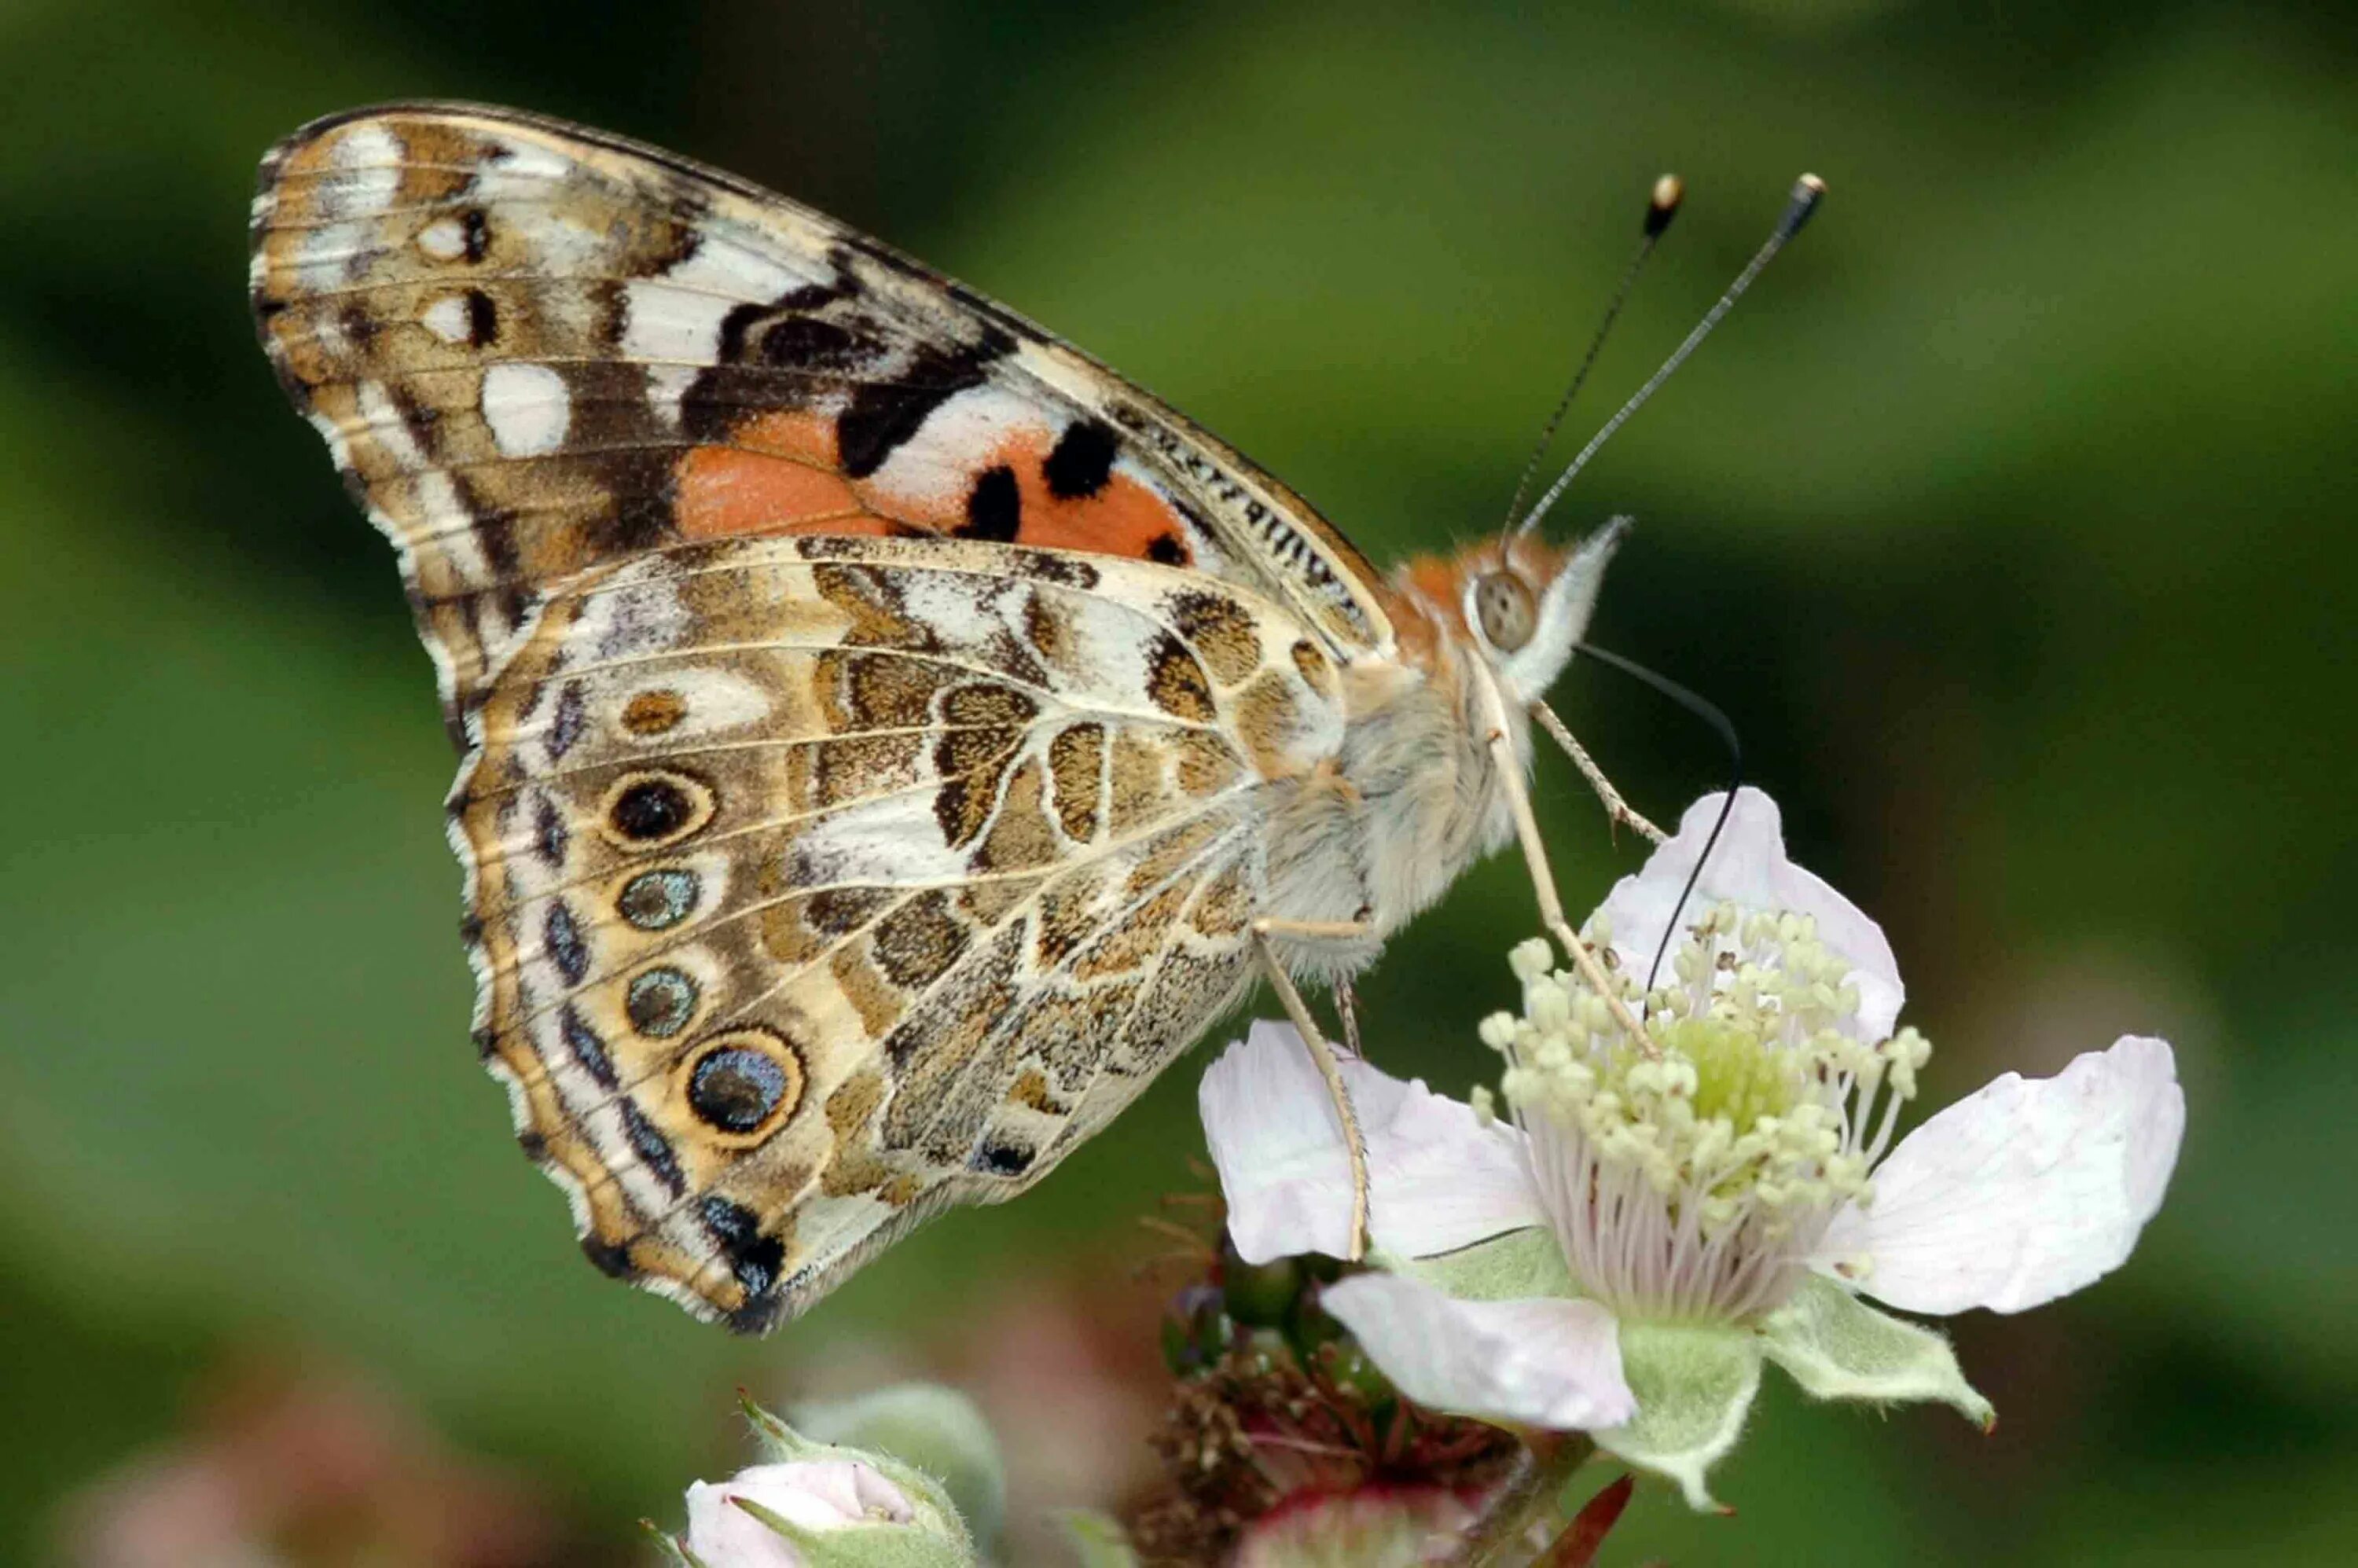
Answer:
[642,1519,707,1568]
[1761,1275,1996,1430]
[1593,1321,1761,1512]
[795,1384,1007,1548]
[736,1394,977,1559]
[742,1389,828,1460]
[731,1496,977,1568]
[1383,1225,1576,1302]
[1054,1508,1144,1567]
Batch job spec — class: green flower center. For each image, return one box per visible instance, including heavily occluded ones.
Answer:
[1662,1013,1798,1130]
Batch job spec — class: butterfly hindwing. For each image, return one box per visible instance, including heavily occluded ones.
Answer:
[458,532,1344,1327]
[248,101,1396,737]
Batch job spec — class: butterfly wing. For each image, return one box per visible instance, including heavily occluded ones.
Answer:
[248,101,1395,740]
[456,532,1342,1328]
[250,102,1385,1327]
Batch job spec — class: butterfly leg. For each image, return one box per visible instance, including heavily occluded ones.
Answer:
[1251,918,1372,1261]
[1468,670,1658,1054]
[1334,977,1364,1060]
[1530,698,1665,844]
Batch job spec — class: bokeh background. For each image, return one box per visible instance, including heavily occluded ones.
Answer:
[4,0,2353,1562]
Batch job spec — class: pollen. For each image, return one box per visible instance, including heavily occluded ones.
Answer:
[1491,904,1934,1324]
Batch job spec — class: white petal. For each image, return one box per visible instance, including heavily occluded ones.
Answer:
[1592,788,1904,1039]
[1321,1272,1635,1429]
[1199,1022,1546,1264]
[1820,1035,2184,1314]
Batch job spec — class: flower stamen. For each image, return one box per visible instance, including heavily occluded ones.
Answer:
[1491,910,1930,1324]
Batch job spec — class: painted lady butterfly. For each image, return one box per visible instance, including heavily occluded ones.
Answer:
[249,103,1671,1331]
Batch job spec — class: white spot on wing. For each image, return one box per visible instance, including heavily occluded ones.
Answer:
[864,386,1044,518]
[644,364,698,428]
[482,363,571,457]
[794,791,972,884]
[620,278,733,364]
[422,295,472,343]
[316,124,402,222]
[417,217,468,260]
[471,138,575,202]
[619,235,837,418]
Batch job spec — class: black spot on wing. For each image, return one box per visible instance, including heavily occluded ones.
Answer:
[1041,418,1118,499]
[532,795,568,868]
[560,1003,618,1089]
[621,1100,687,1196]
[700,1195,786,1305]
[972,1137,1036,1177]
[957,465,1021,542]
[464,288,498,347]
[581,1235,636,1280]
[1145,533,1188,566]
[546,682,586,760]
[544,901,590,985]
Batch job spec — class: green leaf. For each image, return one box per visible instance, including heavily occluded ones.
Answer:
[1385,1225,1576,1302]
[1761,1276,1996,1429]
[1054,1509,1144,1568]
[1593,1322,1762,1512]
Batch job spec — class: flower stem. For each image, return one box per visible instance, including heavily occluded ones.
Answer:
[1448,1432,1596,1567]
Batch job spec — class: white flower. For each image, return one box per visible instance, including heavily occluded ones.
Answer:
[685,1461,916,1566]
[1200,789,2185,1508]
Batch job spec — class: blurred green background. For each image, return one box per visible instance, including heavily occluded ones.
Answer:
[3,0,2352,1561]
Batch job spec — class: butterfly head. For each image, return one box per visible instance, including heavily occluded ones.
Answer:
[1404,516,1626,703]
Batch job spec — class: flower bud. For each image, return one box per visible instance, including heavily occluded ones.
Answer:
[664,1399,980,1568]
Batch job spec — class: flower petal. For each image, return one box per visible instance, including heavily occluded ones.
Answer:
[1592,789,1903,1040]
[1321,1273,1635,1430]
[1761,1275,1993,1427]
[1594,1323,1762,1512]
[1199,1022,1545,1264]
[1820,1034,2184,1314]
[686,1459,916,1565]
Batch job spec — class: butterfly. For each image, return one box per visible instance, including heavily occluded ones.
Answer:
[248,102,1653,1333]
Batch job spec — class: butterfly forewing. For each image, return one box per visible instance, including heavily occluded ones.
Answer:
[248,101,1394,731]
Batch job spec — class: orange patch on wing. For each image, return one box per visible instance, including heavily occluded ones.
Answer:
[675,412,864,541]
[1023,466,1189,560]
[862,424,1197,564]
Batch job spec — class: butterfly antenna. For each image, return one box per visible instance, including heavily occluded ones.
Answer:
[1497,174,1685,535]
[1518,173,1827,538]
[1572,640,1743,999]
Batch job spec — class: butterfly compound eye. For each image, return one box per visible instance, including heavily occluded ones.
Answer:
[1473,571,1537,653]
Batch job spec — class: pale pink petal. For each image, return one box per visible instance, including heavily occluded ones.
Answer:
[1200,1023,1545,1265]
[684,1459,916,1565]
[1818,1035,2184,1314]
[1322,1273,1635,1430]
[1592,788,1904,1039]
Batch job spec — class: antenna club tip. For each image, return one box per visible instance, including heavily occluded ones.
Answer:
[1645,173,1684,237]
[1780,172,1827,238]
